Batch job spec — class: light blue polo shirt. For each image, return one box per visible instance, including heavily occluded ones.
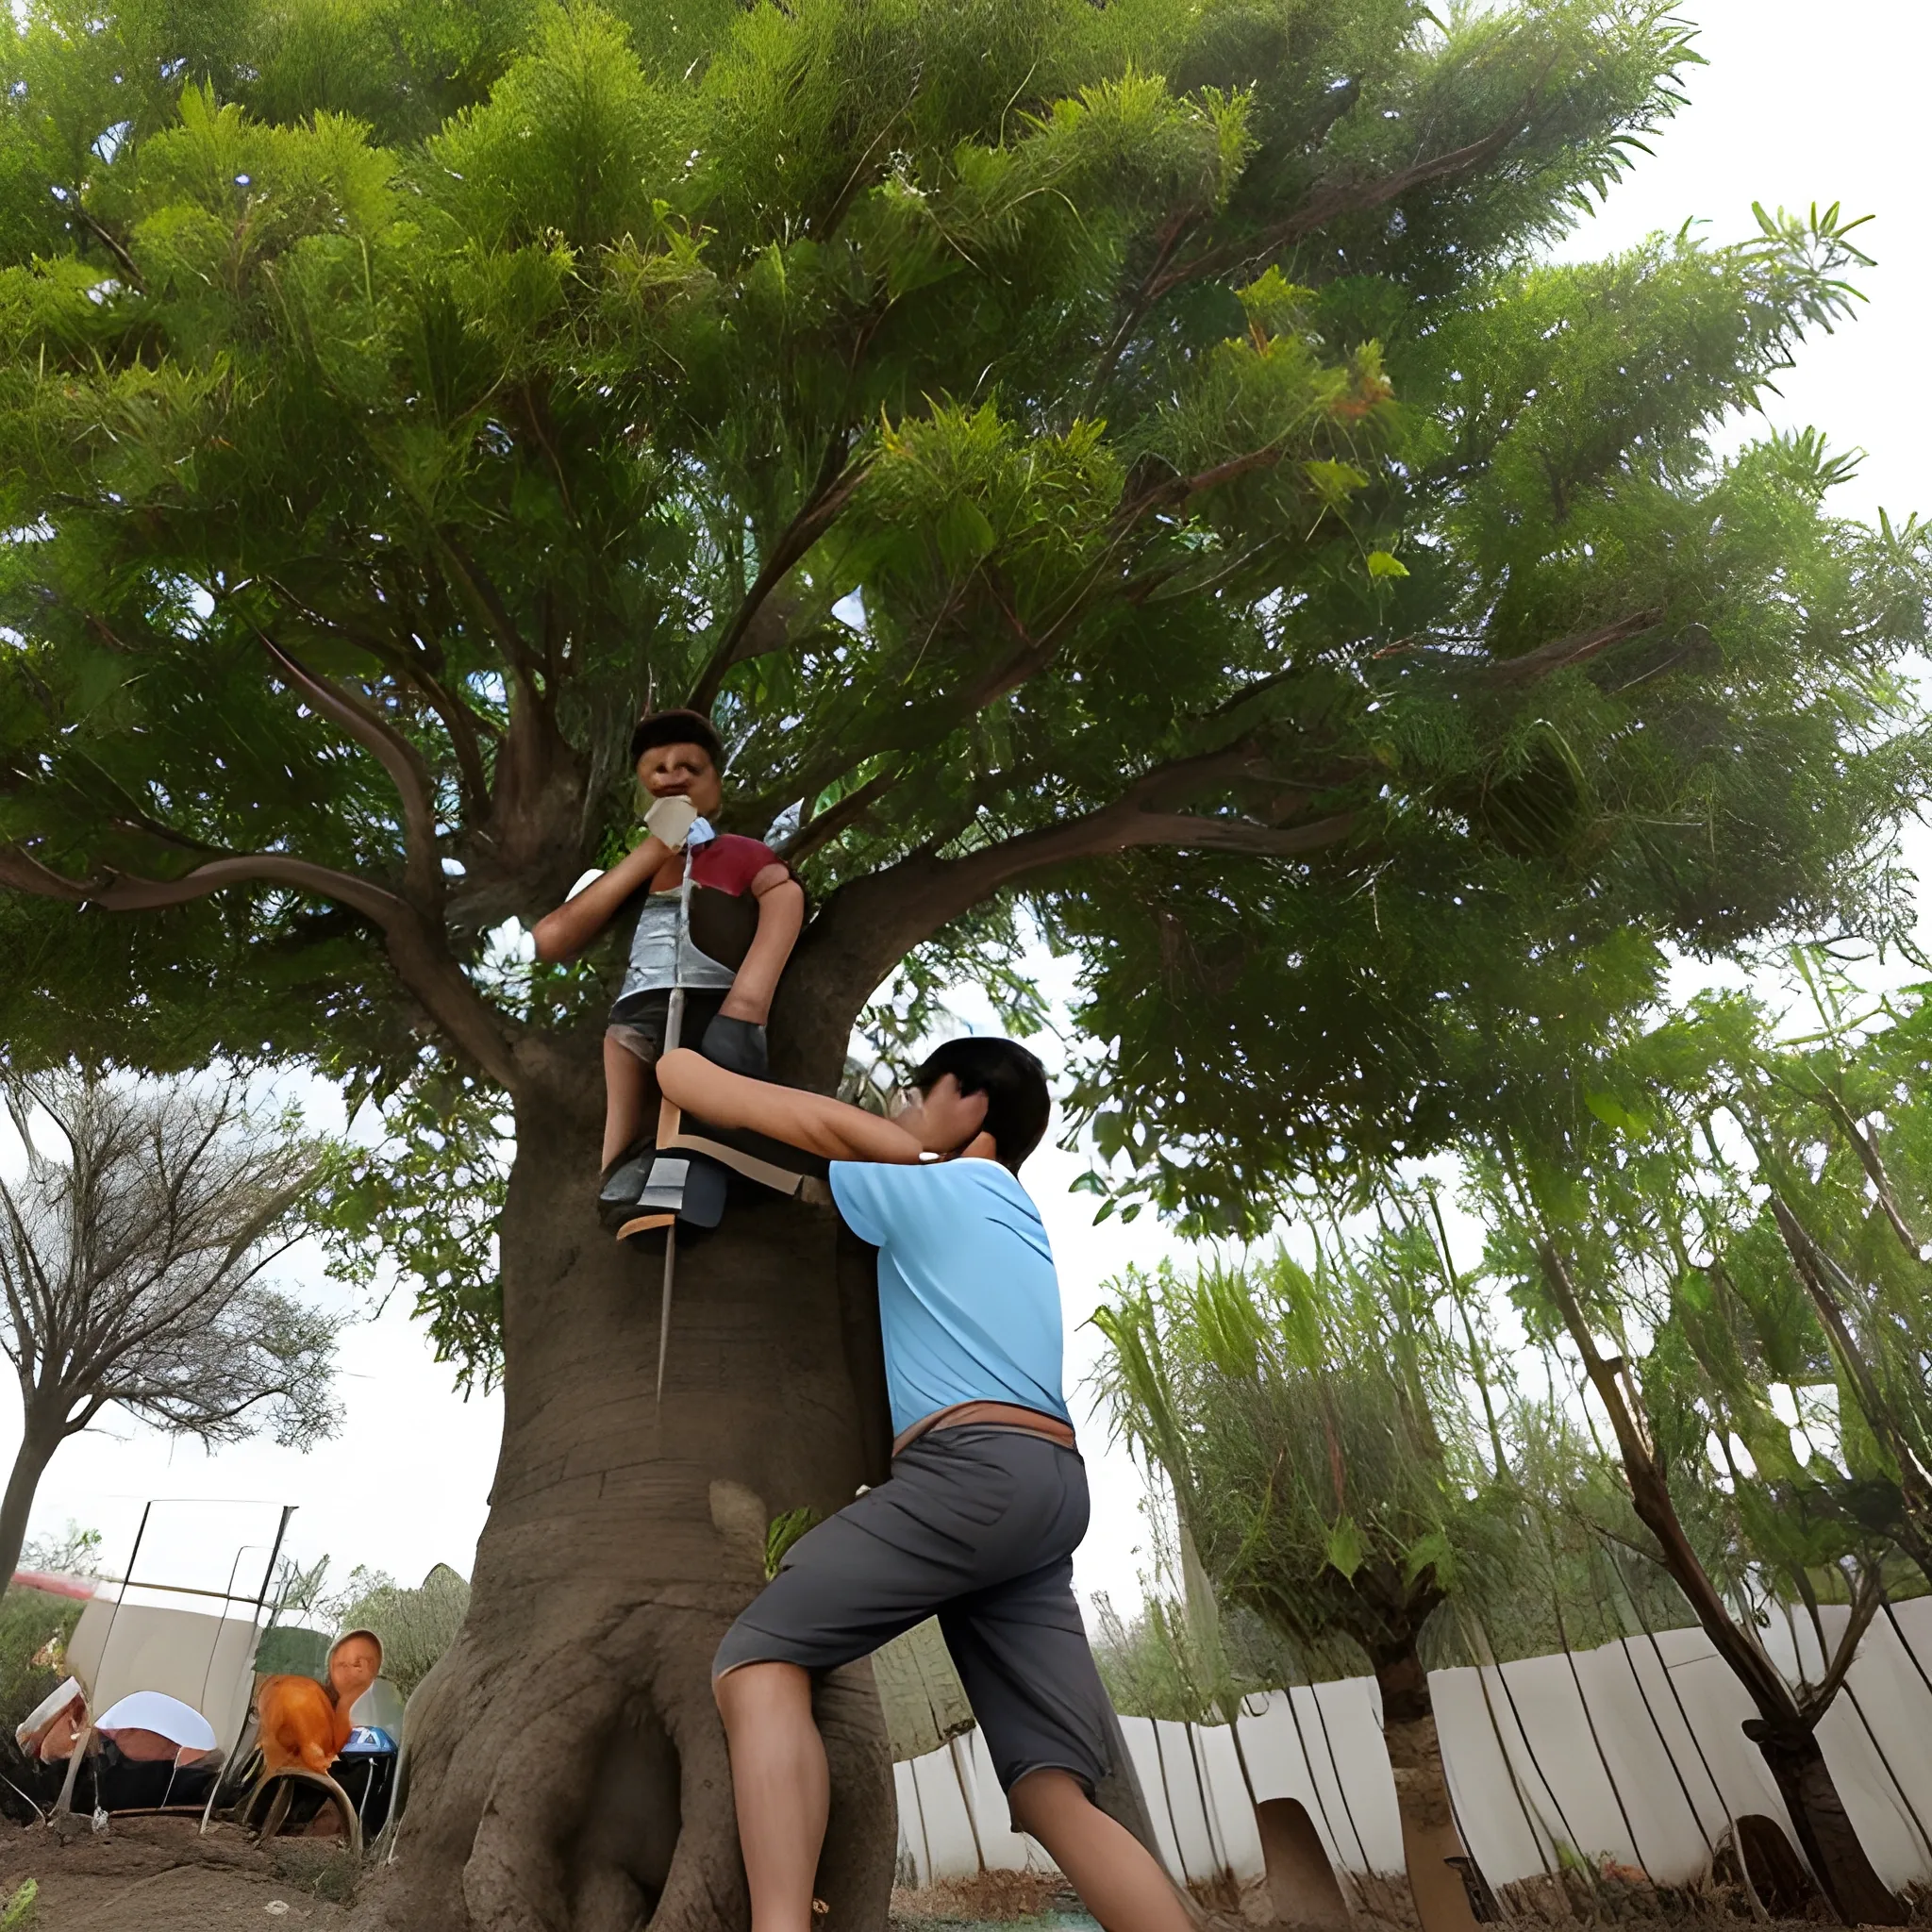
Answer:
[827,1158,1072,1441]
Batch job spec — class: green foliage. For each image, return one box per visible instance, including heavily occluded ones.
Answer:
[255,1623,330,1679]
[1091,1591,1292,1725]
[764,1506,822,1580]
[0,1586,83,1733]
[339,1562,471,1698]
[1092,1231,1493,1676]
[0,0,1924,1377]
[317,1056,511,1389]
[0,1879,35,1929]
[1459,955,1932,1631]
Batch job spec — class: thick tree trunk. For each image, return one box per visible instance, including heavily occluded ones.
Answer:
[0,1413,63,1592]
[1374,1647,1481,1932]
[1743,1721,1907,1927]
[350,1074,899,1932]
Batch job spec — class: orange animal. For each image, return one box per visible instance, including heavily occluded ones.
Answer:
[256,1630,383,1775]
[256,1674,352,1775]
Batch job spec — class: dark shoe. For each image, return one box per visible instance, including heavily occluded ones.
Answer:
[631,1153,730,1230]
[699,1013,769,1079]
[597,1149,653,1231]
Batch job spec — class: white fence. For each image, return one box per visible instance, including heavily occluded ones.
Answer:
[894,1599,1932,1896]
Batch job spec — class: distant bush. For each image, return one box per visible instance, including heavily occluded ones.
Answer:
[0,1584,87,1821]
[340,1565,470,1700]
[0,1585,84,1732]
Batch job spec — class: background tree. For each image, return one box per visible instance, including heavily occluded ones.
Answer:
[1093,1237,1497,1932]
[0,1067,341,1592]
[0,1,1927,1924]
[1465,1006,1911,1924]
[342,1563,474,1701]
[1709,959,1932,1587]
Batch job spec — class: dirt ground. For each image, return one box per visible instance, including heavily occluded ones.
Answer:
[0,1824,1897,1931]
[0,1815,349,1927]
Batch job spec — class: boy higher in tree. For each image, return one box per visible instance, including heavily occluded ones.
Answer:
[533,709,805,1229]
[656,1037,1193,1932]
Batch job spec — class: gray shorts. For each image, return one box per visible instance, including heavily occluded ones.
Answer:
[713,1426,1115,1798]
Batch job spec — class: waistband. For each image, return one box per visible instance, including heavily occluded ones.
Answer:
[892,1400,1076,1457]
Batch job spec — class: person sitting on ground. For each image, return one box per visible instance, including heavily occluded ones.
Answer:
[655,1036,1193,1932]
[532,708,806,1228]
[257,1628,384,1777]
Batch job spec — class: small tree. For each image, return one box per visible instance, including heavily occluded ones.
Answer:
[0,1067,342,1590]
[1714,959,1932,1587]
[1468,1005,1910,1925]
[1094,1235,1496,1932]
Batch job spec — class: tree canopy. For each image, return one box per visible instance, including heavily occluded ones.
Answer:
[1,0,1925,1381]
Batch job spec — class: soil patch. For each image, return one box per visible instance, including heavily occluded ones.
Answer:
[0,1815,349,1928]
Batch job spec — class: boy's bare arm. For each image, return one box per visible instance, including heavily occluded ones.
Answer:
[718,868,806,1023]
[658,1049,924,1163]
[532,836,670,963]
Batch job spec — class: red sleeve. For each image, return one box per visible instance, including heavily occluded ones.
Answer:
[691,834,783,897]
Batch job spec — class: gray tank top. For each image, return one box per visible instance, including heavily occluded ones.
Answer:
[616,890,739,999]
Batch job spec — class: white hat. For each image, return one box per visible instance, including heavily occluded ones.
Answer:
[94,1691,217,1753]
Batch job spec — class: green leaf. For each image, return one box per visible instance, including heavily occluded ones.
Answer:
[1324,1514,1365,1580]
[765,1507,823,1581]
[1365,550,1409,580]
[1585,1091,1651,1136]
[1401,1528,1456,1590]
[934,498,997,575]
[1302,458,1370,507]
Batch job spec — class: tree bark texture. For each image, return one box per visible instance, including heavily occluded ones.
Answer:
[1374,1648,1482,1932]
[349,1076,899,1932]
[1743,1722,1908,1927]
[0,1414,62,1594]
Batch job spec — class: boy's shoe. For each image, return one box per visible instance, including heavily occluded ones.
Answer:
[597,1147,653,1231]
[635,1153,729,1229]
[617,1153,730,1241]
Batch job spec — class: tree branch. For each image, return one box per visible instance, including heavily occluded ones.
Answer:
[76,208,143,291]
[789,744,1357,1034]
[1483,608,1662,685]
[0,845,522,1091]
[780,765,905,866]
[1148,108,1533,303]
[256,636,444,908]
[688,449,871,713]
[1807,1084,1924,1259]
[439,539,540,678]
[1801,1562,1885,1718]
[259,575,499,817]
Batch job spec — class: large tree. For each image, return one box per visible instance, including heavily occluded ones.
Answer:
[0,2,1926,1925]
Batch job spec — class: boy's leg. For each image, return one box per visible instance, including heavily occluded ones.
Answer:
[1011,1770,1193,1932]
[711,1434,1068,1927]
[601,1032,652,1170]
[714,1660,827,1932]
[933,1439,1191,1932]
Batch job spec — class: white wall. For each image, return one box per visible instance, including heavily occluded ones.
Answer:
[894,1602,1932,1897]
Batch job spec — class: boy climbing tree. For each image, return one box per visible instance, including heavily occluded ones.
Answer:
[533,710,805,1229]
[657,1037,1192,1932]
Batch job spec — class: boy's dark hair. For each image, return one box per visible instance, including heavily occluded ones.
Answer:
[629,708,724,771]
[910,1037,1050,1173]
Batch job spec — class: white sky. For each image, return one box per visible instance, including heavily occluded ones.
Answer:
[8,0,1931,1624]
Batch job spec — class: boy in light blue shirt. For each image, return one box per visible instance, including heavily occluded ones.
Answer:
[657,1038,1189,1932]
